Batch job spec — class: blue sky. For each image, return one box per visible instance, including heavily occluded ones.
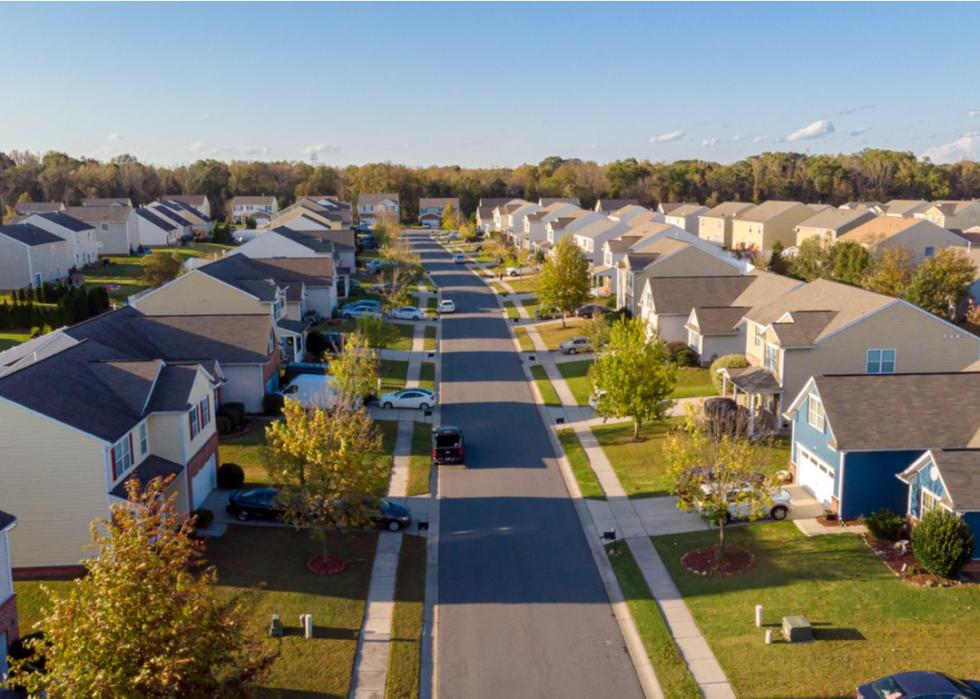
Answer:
[1,2,978,167]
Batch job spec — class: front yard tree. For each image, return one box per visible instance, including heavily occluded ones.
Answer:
[667,407,776,558]
[141,250,183,287]
[591,317,675,440]
[371,210,400,249]
[7,477,256,697]
[582,313,611,361]
[264,396,387,568]
[863,245,915,297]
[440,203,457,231]
[537,236,590,327]
[904,248,976,320]
[355,313,399,349]
[330,331,379,400]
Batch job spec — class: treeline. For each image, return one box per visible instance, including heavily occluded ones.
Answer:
[0,284,111,330]
[2,149,979,223]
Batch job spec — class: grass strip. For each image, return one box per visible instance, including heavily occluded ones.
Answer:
[557,429,606,500]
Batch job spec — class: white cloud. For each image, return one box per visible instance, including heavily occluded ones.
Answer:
[969,109,980,118]
[848,127,871,137]
[731,135,742,143]
[921,132,978,163]
[786,119,835,142]
[87,133,126,159]
[752,135,768,144]
[700,138,719,147]
[648,130,684,144]
[188,140,204,155]
[302,144,340,156]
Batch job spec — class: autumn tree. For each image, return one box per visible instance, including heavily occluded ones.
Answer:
[789,237,832,281]
[355,313,399,349]
[863,245,915,297]
[591,317,675,439]
[830,240,871,285]
[667,407,777,559]
[329,331,379,400]
[371,210,400,248]
[141,250,183,287]
[537,236,590,327]
[905,248,977,319]
[440,203,457,231]
[264,396,387,566]
[7,477,258,697]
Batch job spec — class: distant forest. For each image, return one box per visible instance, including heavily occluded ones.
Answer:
[2,149,979,223]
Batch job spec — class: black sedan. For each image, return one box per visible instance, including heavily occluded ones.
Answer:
[576,303,612,319]
[226,488,412,531]
[857,672,980,699]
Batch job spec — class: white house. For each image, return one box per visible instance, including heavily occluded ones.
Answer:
[357,193,400,228]
[24,211,99,268]
[160,193,211,218]
[418,197,460,228]
[64,205,138,255]
[0,223,72,289]
[0,509,18,675]
[520,202,581,249]
[664,204,709,235]
[133,208,180,247]
[545,211,605,248]
[147,203,195,239]
[230,196,279,225]
[571,218,630,266]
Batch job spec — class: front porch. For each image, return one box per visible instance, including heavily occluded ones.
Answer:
[718,365,785,435]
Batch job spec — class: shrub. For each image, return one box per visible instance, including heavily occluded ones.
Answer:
[709,354,749,393]
[911,510,975,578]
[263,392,284,416]
[306,330,328,358]
[863,508,907,541]
[217,463,245,490]
[192,508,214,529]
[217,402,245,429]
[216,415,232,435]
[674,346,698,367]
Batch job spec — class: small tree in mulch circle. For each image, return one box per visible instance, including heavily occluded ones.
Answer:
[667,405,776,571]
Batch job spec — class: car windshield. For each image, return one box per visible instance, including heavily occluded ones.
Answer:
[436,432,461,448]
[869,677,905,698]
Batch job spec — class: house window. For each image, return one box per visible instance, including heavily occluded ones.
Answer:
[189,406,200,440]
[101,223,109,231]
[866,349,896,374]
[807,394,825,432]
[199,395,211,428]
[764,343,779,373]
[138,423,148,455]
[920,487,942,516]
[924,246,935,258]
[688,328,700,351]
[753,324,763,348]
[112,435,133,480]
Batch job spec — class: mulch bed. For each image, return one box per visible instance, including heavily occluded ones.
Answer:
[863,536,965,587]
[307,554,346,576]
[682,545,756,576]
[815,514,862,528]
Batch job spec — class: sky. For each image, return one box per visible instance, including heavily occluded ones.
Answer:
[1,2,979,168]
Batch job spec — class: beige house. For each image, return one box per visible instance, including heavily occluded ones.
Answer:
[730,201,830,252]
[230,196,279,225]
[161,194,211,218]
[794,207,877,246]
[357,193,400,227]
[664,203,709,234]
[273,200,346,231]
[883,200,931,218]
[837,216,967,264]
[418,197,460,228]
[698,202,755,247]
[610,204,662,226]
[721,279,980,430]
[521,202,581,249]
[595,198,638,213]
[917,200,980,231]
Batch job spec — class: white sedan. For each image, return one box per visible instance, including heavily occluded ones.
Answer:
[389,305,426,320]
[439,299,456,314]
[379,388,437,410]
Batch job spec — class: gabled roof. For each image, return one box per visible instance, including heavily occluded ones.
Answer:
[605,235,643,253]
[479,197,515,208]
[539,197,580,207]
[688,305,749,336]
[572,218,628,241]
[796,207,876,232]
[84,197,131,207]
[837,216,921,244]
[701,201,754,219]
[230,195,277,206]
[926,200,980,216]
[135,208,177,231]
[149,204,192,227]
[419,197,459,208]
[109,455,185,499]
[902,449,980,512]
[658,203,686,214]
[358,193,399,206]
[665,204,708,217]
[64,205,132,224]
[0,223,65,246]
[197,256,279,302]
[621,237,690,270]
[159,199,211,222]
[13,201,64,215]
[477,206,495,219]
[145,363,200,412]
[883,199,930,216]
[645,275,752,315]
[160,194,208,208]
[596,198,639,212]
[736,200,809,223]
[33,211,96,232]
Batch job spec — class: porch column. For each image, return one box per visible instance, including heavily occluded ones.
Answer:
[721,373,729,398]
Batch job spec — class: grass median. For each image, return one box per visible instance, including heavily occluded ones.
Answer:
[529,365,561,407]
[386,534,428,698]
[557,429,605,500]
[407,421,432,496]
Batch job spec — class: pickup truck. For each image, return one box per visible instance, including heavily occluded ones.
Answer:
[432,426,464,464]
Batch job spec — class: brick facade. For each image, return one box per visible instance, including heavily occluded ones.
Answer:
[0,594,19,644]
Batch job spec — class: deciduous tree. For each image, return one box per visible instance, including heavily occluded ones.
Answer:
[863,245,915,297]
[905,248,977,319]
[141,250,183,287]
[440,203,457,231]
[537,236,590,327]
[329,331,379,400]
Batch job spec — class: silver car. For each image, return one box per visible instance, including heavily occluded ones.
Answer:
[559,337,592,355]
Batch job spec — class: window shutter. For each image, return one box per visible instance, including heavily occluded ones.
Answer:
[189,412,194,436]
[110,446,117,480]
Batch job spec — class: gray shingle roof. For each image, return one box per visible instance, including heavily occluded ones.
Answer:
[145,364,198,412]
[0,223,65,246]
[0,510,16,531]
[109,455,185,499]
[65,205,132,224]
[35,211,94,232]
[925,450,980,511]
[135,208,177,231]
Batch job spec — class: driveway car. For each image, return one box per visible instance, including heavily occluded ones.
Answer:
[439,299,456,313]
[379,387,437,410]
[341,306,382,320]
[302,309,322,324]
[576,303,611,319]
[857,671,980,699]
[453,253,466,263]
[559,337,592,355]
[226,488,412,531]
[340,299,382,314]
[695,484,792,522]
[506,266,532,277]
[390,305,425,320]
[364,259,383,274]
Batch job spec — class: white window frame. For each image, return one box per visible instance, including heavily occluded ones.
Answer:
[112,435,133,480]
[920,486,942,517]
[753,323,763,348]
[764,342,779,372]
[189,406,200,440]
[138,422,148,455]
[866,348,896,374]
[687,328,700,351]
[807,394,825,432]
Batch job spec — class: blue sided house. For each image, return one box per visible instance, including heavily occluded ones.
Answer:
[784,372,980,555]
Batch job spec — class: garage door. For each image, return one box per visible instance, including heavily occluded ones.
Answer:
[797,446,835,505]
[192,454,217,510]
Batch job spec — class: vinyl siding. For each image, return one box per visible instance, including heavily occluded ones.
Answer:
[698,217,731,247]
[732,206,817,251]
[132,271,269,316]
[229,234,321,259]
[698,332,745,366]
[906,458,947,517]
[0,399,109,568]
[840,450,923,520]
[964,513,980,559]
[221,364,265,413]
[790,391,841,480]
[887,224,968,265]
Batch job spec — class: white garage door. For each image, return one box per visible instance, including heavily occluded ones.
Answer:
[797,446,835,505]
[192,454,217,510]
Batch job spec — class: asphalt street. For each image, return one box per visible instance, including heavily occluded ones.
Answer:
[412,232,643,698]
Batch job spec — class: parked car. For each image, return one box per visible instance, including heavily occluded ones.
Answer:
[857,672,980,699]
[535,305,560,320]
[302,309,322,324]
[695,483,792,522]
[576,303,612,319]
[389,305,426,320]
[340,299,382,314]
[559,337,592,355]
[277,374,340,410]
[433,425,464,464]
[439,299,456,313]
[360,238,378,250]
[364,259,383,274]
[226,488,411,531]
[447,231,460,240]
[341,306,382,320]
[453,253,466,263]
[379,387,437,410]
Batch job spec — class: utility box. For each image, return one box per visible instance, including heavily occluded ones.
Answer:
[782,615,812,643]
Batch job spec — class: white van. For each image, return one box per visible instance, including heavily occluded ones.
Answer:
[278,374,340,410]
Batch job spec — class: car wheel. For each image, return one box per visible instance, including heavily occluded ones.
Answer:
[569,348,577,354]
[382,402,393,410]
[419,403,430,411]
[387,520,402,532]
[771,505,789,521]
[237,510,250,522]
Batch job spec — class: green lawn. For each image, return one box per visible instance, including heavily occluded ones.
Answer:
[520,295,540,318]
[672,366,717,399]
[0,330,31,350]
[423,325,437,352]
[507,275,538,294]
[407,421,433,496]
[502,300,519,320]
[386,534,428,698]
[487,280,507,295]
[558,429,605,500]
[530,364,561,406]
[16,526,379,698]
[418,362,436,391]
[322,319,415,351]
[652,523,980,699]
[606,545,700,698]
[380,359,409,393]
[534,319,586,351]
[513,326,535,352]
[557,359,592,406]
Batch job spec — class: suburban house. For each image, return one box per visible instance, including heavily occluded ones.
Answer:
[836,216,967,264]
[520,202,582,248]
[916,200,980,231]
[610,204,662,226]
[598,234,646,297]
[794,207,878,246]
[544,210,604,249]
[156,200,212,235]
[638,269,800,353]
[296,196,353,226]
[64,205,137,255]
[357,193,400,227]
[84,197,132,207]
[719,278,980,432]
[418,197,460,228]
[663,203,709,234]
[476,205,496,232]
[273,199,347,231]
[147,203,195,239]
[882,199,931,218]
[229,226,353,292]
[0,223,71,289]
[840,201,884,213]
[657,203,685,215]
[784,371,980,543]
[595,198,639,213]
[23,211,99,268]
[697,201,755,248]
[160,193,211,218]
[493,200,528,232]
[572,218,630,267]
[12,201,64,217]
[133,207,180,247]
[0,510,17,673]
[505,202,544,238]
[230,196,279,225]
[730,201,830,252]
[539,197,580,207]
[0,339,221,571]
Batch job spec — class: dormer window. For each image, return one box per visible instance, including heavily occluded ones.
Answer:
[111,434,133,481]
